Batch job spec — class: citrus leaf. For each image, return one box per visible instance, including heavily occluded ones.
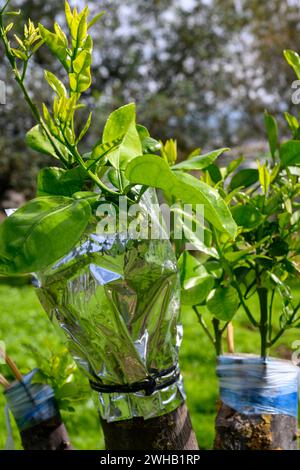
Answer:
[207,286,239,321]
[125,155,237,238]
[172,148,229,171]
[0,196,91,274]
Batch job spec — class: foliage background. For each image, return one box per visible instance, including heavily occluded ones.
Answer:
[1,0,300,201]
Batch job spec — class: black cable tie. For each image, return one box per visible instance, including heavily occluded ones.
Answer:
[89,365,179,396]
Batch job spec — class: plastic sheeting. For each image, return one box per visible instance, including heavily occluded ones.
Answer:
[36,189,185,422]
[217,354,299,417]
[5,369,58,431]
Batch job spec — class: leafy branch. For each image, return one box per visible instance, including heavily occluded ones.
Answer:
[0,2,116,195]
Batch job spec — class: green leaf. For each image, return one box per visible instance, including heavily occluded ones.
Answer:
[14,33,26,50]
[37,167,87,197]
[291,210,300,226]
[72,191,99,201]
[38,24,68,68]
[11,48,27,61]
[171,171,237,238]
[187,148,202,159]
[54,22,68,48]
[207,286,239,321]
[172,148,229,171]
[160,139,177,165]
[231,204,263,229]
[182,274,214,306]
[268,240,289,257]
[206,163,223,184]
[264,111,278,159]
[171,206,219,258]
[257,161,271,194]
[44,70,66,97]
[83,34,93,53]
[224,156,244,178]
[284,49,300,79]
[137,126,161,154]
[76,112,92,143]
[65,1,74,32]
[280,140,300,166]
[125,155,237,238]
[107,168,130,191]
[136,124,150,140]
[141,136,161,154]
[89,137,122,169]
[103,103,142,169]
[76,7,88,46]
[88,12,105,30]
[229,168,259,190]
[223,249,252,263]
[56,382,88,401]
[178,252,215,305]
[0,196,91,274]
[73,51,88,75]
[284,112,299,137]
[103,103,135,141]
[69,50,92,93]
[204,260,223,279]
[25,125,66,159]
[103,103,132,137]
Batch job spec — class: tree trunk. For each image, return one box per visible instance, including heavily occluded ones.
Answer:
[20,413,73,450]
[101,402,199,450]
[214,401,298,450]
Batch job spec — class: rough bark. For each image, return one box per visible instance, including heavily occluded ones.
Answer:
[20,413,73,450]
[101,402,199,450]
[214,401,298,450]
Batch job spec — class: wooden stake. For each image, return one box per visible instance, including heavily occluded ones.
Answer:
[227,322,235,353]
[0,347,23,383]
[0,373,10,389]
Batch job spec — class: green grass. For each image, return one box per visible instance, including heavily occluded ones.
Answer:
[0,284,299,450]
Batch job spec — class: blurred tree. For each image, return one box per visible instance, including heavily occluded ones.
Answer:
[1,0,300,200]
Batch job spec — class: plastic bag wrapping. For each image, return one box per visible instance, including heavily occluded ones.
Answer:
[36,189,185,422]
[5,369,58,431]
[217,354,299,417]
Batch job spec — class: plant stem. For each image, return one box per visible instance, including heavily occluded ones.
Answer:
[258,287,268,359]
[0,20,70,168]
[268,289,275,343]
[269,301,300,347]
[193,306,215,346]
[15,75,73,168]
[71,145,117,196]
[212,318,223,356]
[211,226,258,328]
[232,280,258,327]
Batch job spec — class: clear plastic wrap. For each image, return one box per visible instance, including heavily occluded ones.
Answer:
[36,189,185,422]
[5,369,58,431]
[217,354,299,417]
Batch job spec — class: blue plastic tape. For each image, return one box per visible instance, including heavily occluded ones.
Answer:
[5,369,58,431]
[217,355,299,418]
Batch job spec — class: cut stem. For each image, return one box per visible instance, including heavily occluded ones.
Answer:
[212,318,223,356]
[258,287,268,359]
